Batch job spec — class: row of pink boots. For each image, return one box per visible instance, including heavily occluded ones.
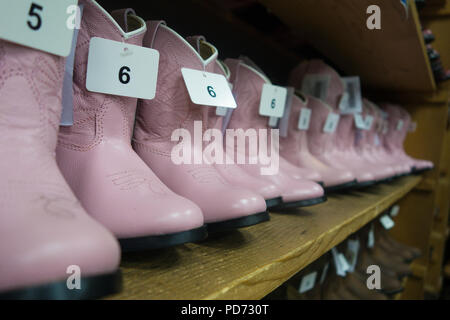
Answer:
[0,0,432,299]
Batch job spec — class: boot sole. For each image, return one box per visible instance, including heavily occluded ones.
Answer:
[119,225,208,252]
[206,211,270,233]
[324,180,358,193]
[355,180,377,188]
[265,197,283,209]
[272,195,328,210]
[412,167,432,174]
[0,270,122,300]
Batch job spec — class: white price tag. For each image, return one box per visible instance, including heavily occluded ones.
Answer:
[297,108,312,130]
[0,0,78,57]
[365,115,374,130]
[380,214,395,230]
[331,247,347,277]
[320,262,330,284]
[268,116,279,127]
[354,113,367,130]
[323,113,340,133]
[382,121,389,134]
[367,224,375,248]
[259,84,287,118]
[181,68,237,108]
[397,120,404,131]
[301,74,330,101]
[216,107,228,116]
[339,76,362,114]
[298,272,317,294]
[374,134,381,146]
[346,239,360,272]
[86,37,159,99]
[390,205,400,217]
[216,82,235,116]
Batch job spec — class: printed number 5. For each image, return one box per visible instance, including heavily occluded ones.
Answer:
[119,66,131,84]
[207,86,216,98]
[27,3,43,31]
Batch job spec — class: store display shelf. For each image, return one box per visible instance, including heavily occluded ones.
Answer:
[108,175,421,300]
[258,0,436,92]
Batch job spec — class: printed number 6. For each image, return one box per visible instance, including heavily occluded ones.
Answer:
[207,86,216,98]
[119,66,131,84]
[271,98,276,109]
[27,3,43,31]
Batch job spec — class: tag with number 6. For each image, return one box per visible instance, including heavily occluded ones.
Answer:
[181,68,236,108]
[86,37,159,99]
[0,0,79,57]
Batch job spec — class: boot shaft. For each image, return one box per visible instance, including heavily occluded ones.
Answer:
[288,59,345,109]
[305,96,335,156]
[224,58,272,131]
[134,22,218,155]
[58,0,146,150]
[0,40,64,155]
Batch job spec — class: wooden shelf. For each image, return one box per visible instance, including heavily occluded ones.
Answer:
[108,175,421,300]
[258,0,436,92]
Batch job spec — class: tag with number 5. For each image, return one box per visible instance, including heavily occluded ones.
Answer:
[86,37,159,99]
[0,0,79,57]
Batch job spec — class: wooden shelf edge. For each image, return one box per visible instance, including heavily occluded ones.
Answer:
[211,177,421,299]
[109,176,421,300]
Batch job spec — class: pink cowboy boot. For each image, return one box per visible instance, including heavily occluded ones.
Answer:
[133,23,269,232]
[382,104,433,173]
[56,1,206,251]
[289,59,382,186]
[0,25,121,298]
[355,99,400,180]
[210,56,282,209]
[224,58,326,208]
[280,92,357,191]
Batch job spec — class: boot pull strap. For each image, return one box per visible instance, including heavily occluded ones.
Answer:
[145,20,167,48]
[186,35,206,53]
[110,8,136,33]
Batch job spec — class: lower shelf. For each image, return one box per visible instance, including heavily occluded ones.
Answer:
[108,175,422,300]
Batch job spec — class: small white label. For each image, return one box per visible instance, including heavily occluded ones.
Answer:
[297,108,312,130]
[86,37,159,99]
[331,247,347,277]
[259,84,287,118]
[339,76,362,114]
[268,116,279,127]
[181,68,237,108]
[397,120,404,131]
[323,113,340,133]
[0,0,78,57]
[354,113,367,130]
[216,107,228,116]
[301,74,330,101]
[298,272,317,294]
[346,239,360,272]
[374,134,381,146]
[320,262,330,284]
[382,121,389,134]
[365,115,374,130]
[380,214,395,230]
[390,205,400,217]
[368,224,375,248]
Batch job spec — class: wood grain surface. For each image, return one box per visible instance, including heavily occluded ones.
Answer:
[259,0,436,92]
[107,176,421,300]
